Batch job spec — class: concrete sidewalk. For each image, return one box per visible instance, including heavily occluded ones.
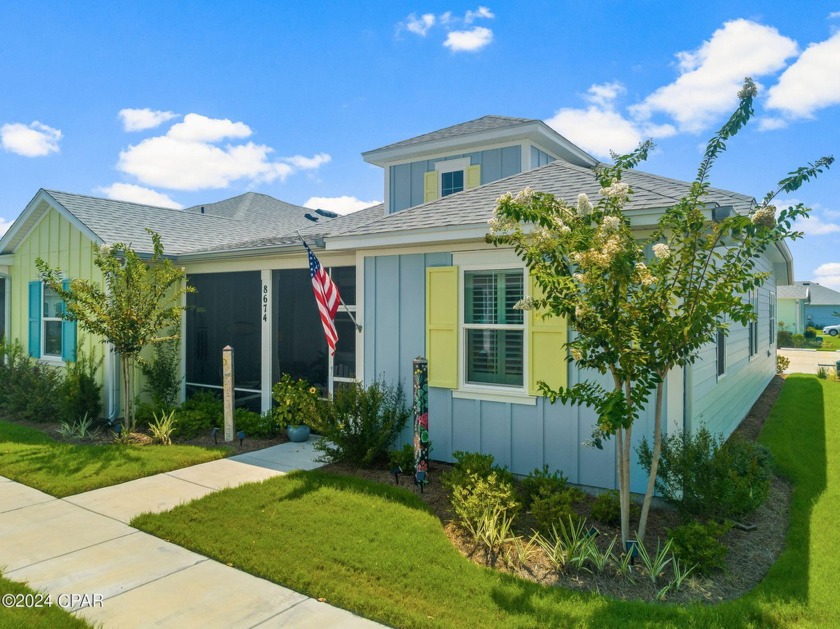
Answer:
[0,438,383,628]
[778,348,840,375]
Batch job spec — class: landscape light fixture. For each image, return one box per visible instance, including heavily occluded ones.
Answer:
[211,427,219,445]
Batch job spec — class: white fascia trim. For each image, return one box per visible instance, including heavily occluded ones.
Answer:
[327,224,489,251]
[364,122,597,168]
[435,157,471,173]
[1,189,104,254]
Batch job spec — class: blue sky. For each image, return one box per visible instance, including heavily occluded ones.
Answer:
[1,2,838,287]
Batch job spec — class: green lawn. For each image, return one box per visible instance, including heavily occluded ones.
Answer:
[132,374,838,628]
[0,575,91,628]
[0,420,228,497]
[816,332,840,351]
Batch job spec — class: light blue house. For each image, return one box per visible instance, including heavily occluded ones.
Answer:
[0,115,789,493]
[778,281,840,332]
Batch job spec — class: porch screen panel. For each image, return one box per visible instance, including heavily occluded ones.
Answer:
[273,269,329,394]
[186,272,261,390]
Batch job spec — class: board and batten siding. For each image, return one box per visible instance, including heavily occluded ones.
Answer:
[10,206,104,370]
[389,146,522,213]
[362,249,680,493]
[686,257,777,438]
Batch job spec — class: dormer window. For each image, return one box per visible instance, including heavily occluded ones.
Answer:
[441,170,464,197]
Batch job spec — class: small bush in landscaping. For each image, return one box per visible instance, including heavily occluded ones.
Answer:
[804,326,818,340]
[272,374,320,429]
[591,490,621,526]
[174,390,223,439]
[817,366,828,379]
[61,343,103,423]
[530,488,579,534]
[776,329,793,347]
[442,451,514,493]
[451,471,520,539]
[57,413,100,440]
[149,410,177,445]
[792,333,806,348]
[139,338,181,411]
[311,379,410,467]
[520,464,576,507]
[667,520,730,575]
[234,407,280,439]
[638,427,773,520]
[388,443,415,473]
[776,353,790,374]
[0,339,63,421]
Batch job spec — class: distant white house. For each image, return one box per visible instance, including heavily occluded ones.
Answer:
[778,281,840,333]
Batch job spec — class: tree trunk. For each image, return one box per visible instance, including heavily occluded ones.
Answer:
[121,353,136,434]
[616,427,629,545]
[637,379,665,544]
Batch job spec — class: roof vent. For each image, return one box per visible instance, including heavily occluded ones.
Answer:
[802,281,811,285]
[315,208,338,218]
[304,213,319,222]
[200,206,205,214]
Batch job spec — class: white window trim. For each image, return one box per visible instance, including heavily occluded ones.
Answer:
[455,250,532,403]
[327,267,358,398]
[435,157,471,198]
[41,283,63,361]
[769,292,776,347]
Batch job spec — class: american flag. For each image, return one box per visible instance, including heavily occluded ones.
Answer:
[304,241,341,355]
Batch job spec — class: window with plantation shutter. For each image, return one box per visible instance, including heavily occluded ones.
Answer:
[463,269,524,387]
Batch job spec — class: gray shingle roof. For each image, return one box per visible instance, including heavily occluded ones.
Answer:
[44,190,321,256]
[336,160,756,238]
[364,115,536,154]
[799,282,840,305]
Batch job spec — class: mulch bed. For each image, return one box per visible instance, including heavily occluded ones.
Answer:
[323,374,792,603]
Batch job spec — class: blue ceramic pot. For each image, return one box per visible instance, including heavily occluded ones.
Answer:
[287,425,310,443]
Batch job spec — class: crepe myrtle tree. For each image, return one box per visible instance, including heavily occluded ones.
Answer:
[36,229,193,434]
[486,79,833,545]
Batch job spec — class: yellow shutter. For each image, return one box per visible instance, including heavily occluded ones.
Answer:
[466,164,481,189]
[426,266,458,388]
[424,171,439,203]
[528,274,568,396]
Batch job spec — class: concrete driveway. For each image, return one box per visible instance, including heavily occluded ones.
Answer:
[778,348,840,375]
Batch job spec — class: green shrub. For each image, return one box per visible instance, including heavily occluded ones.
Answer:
[272,374,320,429]
[817,366,828,379]
[776,354,790,374]
[804,326,818,340]
[451,471,520,536]
[0,339,63,422]
[234,407,279,439]
[638,428,773,520]
[311,380,410,467]
[139,339,181,411]
[667,520,730,574]
[60,343,103,423]
[149,410,177,445]
[174,390,223,439]
[388,443,415,473]
[442,451,514,493]
[792,333,806,348]
[530,488,579,534]
[776,330,793,347]
[520,465,577,508]
[591,490,621,526]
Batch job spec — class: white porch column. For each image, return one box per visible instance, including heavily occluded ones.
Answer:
[260,269,272,413]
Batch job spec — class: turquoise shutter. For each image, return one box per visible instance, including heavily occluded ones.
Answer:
[61,279,77,362]
[28,281,41,358]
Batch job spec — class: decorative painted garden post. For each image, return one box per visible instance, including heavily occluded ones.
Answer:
[222,345,235,442]
[413,356,430,491]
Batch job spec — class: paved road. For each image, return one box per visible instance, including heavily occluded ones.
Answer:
[778,348,840,375]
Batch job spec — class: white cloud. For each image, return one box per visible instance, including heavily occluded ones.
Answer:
[465,6,494,24]
[0,217,13,236]
[119,108,178,132]
[829,11,840,19]
[546,82,676,158]
[399,8,495,51]
[630,19,798,133]
[800,214,840,235]
[766,31,840,119]
[167,113,252,142]
[285,153,331,170]
[96,183,183,209]
[116,114,327,191]
[0,121,62,157]
[405,13,435,36]
[814,262,840,291]
[304,196,381,215]
[444,26,493,52]
[756,116,789,131]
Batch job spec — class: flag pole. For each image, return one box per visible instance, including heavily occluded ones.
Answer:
[298,231,362,332]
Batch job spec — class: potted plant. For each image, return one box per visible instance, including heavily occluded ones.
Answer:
[272,374,319,442]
